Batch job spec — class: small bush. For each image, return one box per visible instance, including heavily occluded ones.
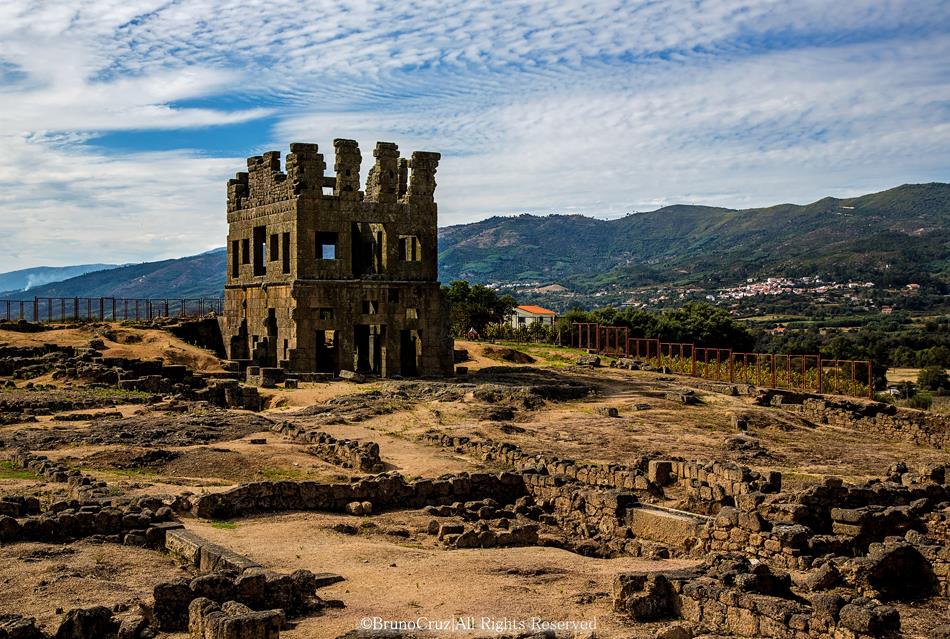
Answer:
[906,392,933,410]
[874,392,896,405]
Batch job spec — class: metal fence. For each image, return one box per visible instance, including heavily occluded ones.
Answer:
[0,297,223,323]
[572,322,873,399]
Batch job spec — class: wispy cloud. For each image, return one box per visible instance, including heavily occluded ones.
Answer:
[0,0,948,269]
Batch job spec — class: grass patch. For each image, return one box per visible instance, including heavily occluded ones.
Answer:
[257,466,309,481]
[78,465,158,479]
[0,460,37,480]
[485,341,590,369]
[210,520,238,530]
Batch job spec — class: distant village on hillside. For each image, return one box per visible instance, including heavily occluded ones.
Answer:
[486,276,928,319]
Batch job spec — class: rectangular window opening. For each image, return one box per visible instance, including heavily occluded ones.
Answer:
[241,238,250,264]
[388,288,400,303]
[269,234,279,262]
[361,300,378,315]
[319,308,334,320]
[316,231,338,260]
[399,235,421,262]
[406,307,418,320]
[281,232,291,274]
[253,226,266,276]
[231,240,239,277]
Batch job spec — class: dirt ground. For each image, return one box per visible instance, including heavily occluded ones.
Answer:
[189,511,696,639]
[0,540,191,633]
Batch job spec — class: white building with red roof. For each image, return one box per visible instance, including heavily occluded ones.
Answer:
[509,304,557,328]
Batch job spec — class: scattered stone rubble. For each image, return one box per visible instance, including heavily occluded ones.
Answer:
[286,371,590,426]
[614,553,901,638]
[3,343,950,637]
[0,341,262,412]
[155,564,339,632]
[423,498,540,549]
[700,464,950,569]
[0,387,151,426]
[8,409,273,450]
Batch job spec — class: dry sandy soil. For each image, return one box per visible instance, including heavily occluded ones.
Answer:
[189,512,695,639]
[0,540,190,633]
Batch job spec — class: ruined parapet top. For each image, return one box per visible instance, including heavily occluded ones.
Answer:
[408,150,441,200]
[365,141,400,203]
[333,138,362,199]
[227,139,439,212]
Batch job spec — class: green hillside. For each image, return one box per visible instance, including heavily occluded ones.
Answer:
[438,183,950,291]
[0,249,226,301]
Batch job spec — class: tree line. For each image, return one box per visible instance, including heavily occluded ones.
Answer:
[443,278,948,381]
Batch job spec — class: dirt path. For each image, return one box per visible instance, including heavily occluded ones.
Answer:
[190,511,697,639]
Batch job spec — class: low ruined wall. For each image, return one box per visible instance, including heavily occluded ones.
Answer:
[763,472,950,533]
[423,433,780,508]
[0,500,180,547]
[922,509,950,596]
[12,448,116,502]
[2,341,262,411]
[771,394,950,449]
[196,380,263,411]
[270,421,383,472]
[187,471,526,520]
[523,472,637,541]
[662,458,781,500]
[0,343,81,377]
[166,528,261,574]
[3,449,183,548]
[423,432,655,493]
[700,506,815,570]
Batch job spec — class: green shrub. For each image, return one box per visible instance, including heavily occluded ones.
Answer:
[874,392,896,405]
[906,392,933,410]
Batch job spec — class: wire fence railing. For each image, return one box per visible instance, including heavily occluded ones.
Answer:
[571,322,873,399]
[0,297,223,323]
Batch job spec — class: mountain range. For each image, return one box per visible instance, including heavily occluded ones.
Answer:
[437,183,949,292]
[1,183,946,305]
[0,264,117,295]
[0,249,225,301]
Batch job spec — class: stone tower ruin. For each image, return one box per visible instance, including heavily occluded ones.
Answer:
[220,139,454,378]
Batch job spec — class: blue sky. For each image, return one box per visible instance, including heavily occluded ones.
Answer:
[0,0,948,271]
